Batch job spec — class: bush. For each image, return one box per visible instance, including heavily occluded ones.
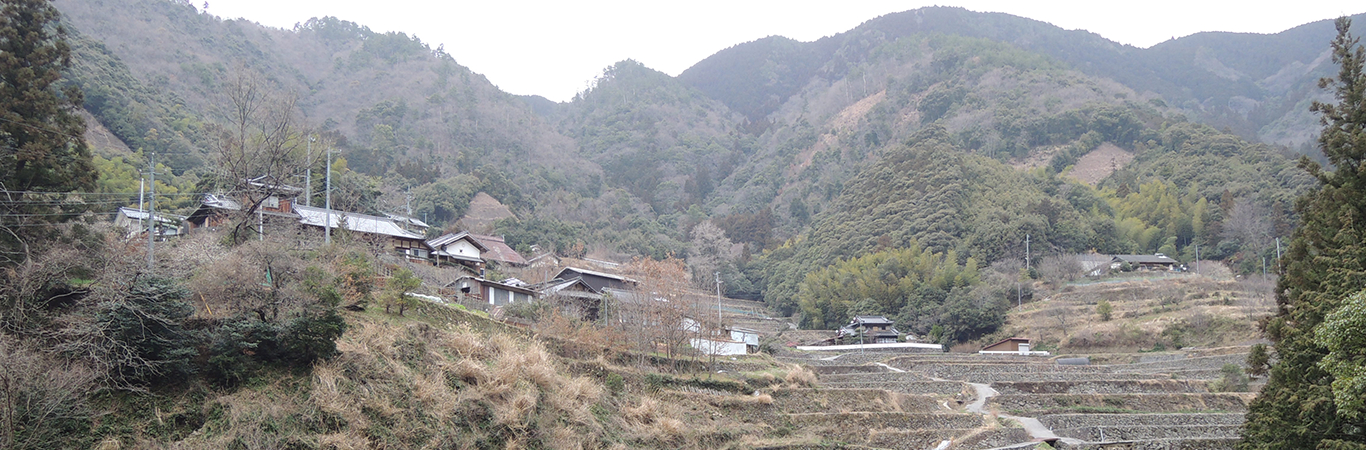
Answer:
[96,277,198,385]
[1210,363,1250,392]
[1246,343,1270,377]
[1096,300,1113,322]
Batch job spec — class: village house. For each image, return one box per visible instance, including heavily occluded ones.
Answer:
[294,205,429,259]
[838,315,900,343]
[534,277,604,321]
[1111,254,1180,271]
[553,266,636,292]
[114,207,184,240]
[445,275,537,307]
[468,233,529,267]
[426,231,488,273]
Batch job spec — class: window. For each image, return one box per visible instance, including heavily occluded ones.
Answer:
[263,196,279,209]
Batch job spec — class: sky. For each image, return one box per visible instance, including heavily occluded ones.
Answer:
[205,1,1361,102]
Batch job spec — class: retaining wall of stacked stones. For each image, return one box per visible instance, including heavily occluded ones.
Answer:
[1054,437,1237,449]
[988,393,1255,413]
[952,427,1032,449]
[781,411,983,430]
[991,379,1209,395]
[821,380,967,395]
[1056,425,1241,442]
[962,373,1167,383]
[768,388,942,413]
[1039,413,1244,429]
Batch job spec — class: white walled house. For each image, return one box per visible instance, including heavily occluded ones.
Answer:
[427,232,489,272]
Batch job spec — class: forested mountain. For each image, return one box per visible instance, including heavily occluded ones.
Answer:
[48,0,1339,334]
[681,7,1366,150]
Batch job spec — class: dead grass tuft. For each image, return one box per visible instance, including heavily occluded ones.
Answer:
[784,365,818,387]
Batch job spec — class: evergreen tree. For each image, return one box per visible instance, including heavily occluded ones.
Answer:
[0,0,96,257]
[1239,17,1366,449]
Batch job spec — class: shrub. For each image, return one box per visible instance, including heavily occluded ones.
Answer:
[96,276,198,385]
[1246,343,1270,377]
[1096,300,1113,321]
[1210,363,1250,392]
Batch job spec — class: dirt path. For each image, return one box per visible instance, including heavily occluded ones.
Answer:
[965,381,1081,446]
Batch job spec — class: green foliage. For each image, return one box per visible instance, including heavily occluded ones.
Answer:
[1315,290,1366,421]
[384,268,422,316]
[0,0,97,256]
[203,310,346,388]
[96,276,197,385]
[1246,343,1270,377]
[1210,363,1250,392]
[1096,300,1113,322]
[797,245,979,329]
[1241,18,1366,449]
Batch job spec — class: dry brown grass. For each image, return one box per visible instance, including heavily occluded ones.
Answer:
[784,365,818,388]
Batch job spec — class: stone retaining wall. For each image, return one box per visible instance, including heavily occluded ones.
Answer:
[1040,413,1244,429]
[818,371,929,383]
[1055,437,1238,450]
[821,380,966,396]
[768,388,940,413]
[991,379,1209,395]
[988,393,1255,413]
[963,373,1168,383]
[1056,425,1241,442]
[781,411,983,430]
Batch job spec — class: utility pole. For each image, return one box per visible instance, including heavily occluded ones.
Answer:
[138,178,145,232]
[305,135,314,206]
[405,189,413,216]
[1195,242,1200,274]
[146,153,156,271]
[324,146,333,244]
[1275,238,1282,273]
[1025,234,1031,272]
[715,271,722,332]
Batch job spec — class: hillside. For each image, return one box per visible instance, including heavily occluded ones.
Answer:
[681,6,1366,150]
[46,0,1324,333]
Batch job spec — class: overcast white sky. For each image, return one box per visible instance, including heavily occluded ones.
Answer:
[205,1,1360,102]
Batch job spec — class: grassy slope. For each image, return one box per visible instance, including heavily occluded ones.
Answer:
[92,300,837,449]
[985,264,1274,355]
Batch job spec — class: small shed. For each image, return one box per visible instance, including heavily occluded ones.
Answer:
[982,337,1032,353]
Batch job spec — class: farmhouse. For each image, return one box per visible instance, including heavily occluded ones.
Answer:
[838,315,900,343]
[553,266,636,292]
[1111,254,1180,271]
[446,275,537,307]
[114,207,184,239]
[468,233,528,267]
[426,232,489,272]
[295,205,430,259]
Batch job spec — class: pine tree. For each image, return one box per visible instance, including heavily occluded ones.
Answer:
[1239,17,1366,449]
[0,0,96,256]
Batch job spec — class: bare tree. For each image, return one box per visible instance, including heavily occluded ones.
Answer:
[616,257,699,368]
[1225,198,1273,254]
[0,335,96,450]
[686,221,736,287]
[209,65,308,244]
